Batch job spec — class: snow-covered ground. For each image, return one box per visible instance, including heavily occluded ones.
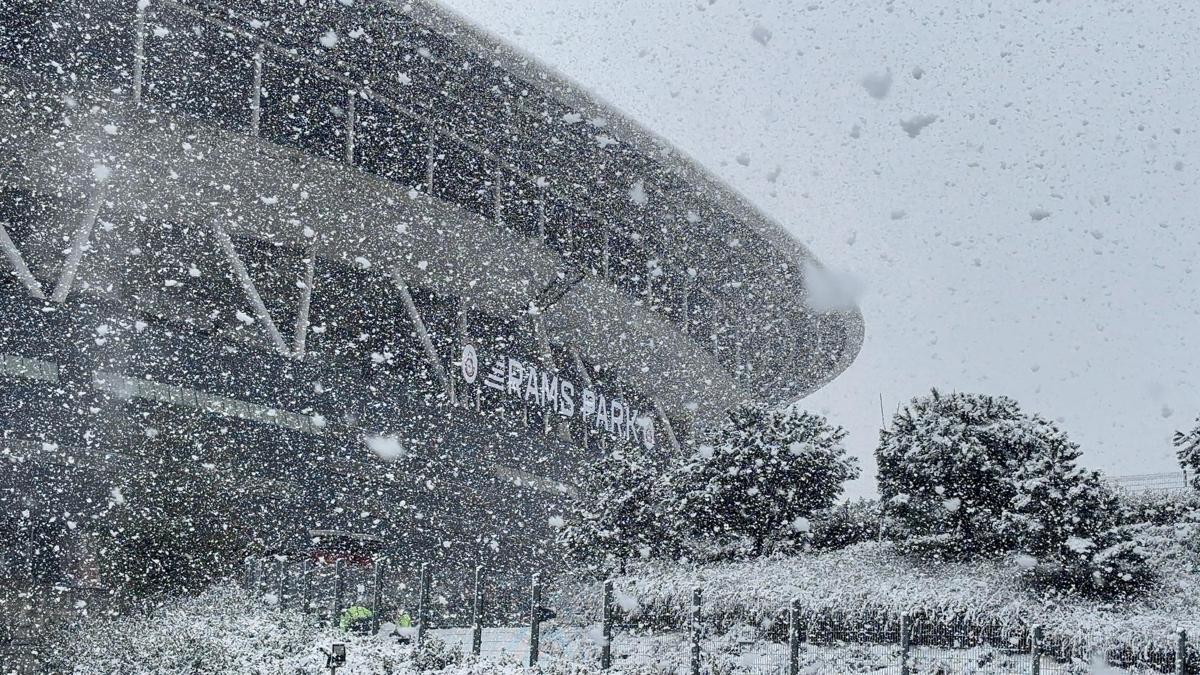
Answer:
[552,534,1199,671]
[41,582,1187,674]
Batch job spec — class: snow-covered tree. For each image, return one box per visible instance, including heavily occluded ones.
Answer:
[1003,439,1152,599]
[1175,414,1200,489]
[877,389,1059,557]
[671,404,858,558]
[556,448,675,574]
[878,389,1152,599]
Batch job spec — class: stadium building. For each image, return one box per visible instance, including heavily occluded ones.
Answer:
[0,0,863,593]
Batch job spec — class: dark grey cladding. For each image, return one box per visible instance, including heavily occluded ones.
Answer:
[0,0,862,597]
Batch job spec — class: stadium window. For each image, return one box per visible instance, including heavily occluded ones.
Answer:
[260,57,347,163]
[142,8,255,133]
[0,0,135,89]
[356,101,429,191]
[500,173,539,237]
[431,138,492,219]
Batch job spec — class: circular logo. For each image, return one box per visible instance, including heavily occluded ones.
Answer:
[460,344,478,384]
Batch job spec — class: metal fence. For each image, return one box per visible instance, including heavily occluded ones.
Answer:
[1111,471,1193,495]
[242,559,1197,674]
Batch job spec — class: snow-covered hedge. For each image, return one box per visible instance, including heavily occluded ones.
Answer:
[552,531,1199,661]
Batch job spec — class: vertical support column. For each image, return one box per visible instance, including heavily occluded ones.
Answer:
[332,559,346,628]
[601,232,611,280]
[788,598,801,675]
[528,573,542,667]
[569,344,594,449]
[425,131,436,195]
[250,45,264,135]
[900,613,911,675]
[416,563,431,646]
[1176,630,1188,675]
[601,579,614,670]
[132,0,147,105]
[345,90,357,164]
[689,587,702,675]
[1030,624,1042,675]
[370,558,385,635]
[293,238,317,358]
[537,198,547,241]
[493,165,503,226]
[531,313,559,436]
[471,566,483,657]
[453,307,469,407]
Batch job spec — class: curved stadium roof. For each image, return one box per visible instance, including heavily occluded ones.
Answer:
[0,0,864,427]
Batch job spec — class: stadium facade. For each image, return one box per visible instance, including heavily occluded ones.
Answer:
[0,0,863,591]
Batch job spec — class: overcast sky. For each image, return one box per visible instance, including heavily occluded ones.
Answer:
[439,0,1200,496]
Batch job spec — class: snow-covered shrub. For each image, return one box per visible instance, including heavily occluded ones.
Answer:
[1023,527,1154,600]
[1118,490,1200,527]
[811,499,881,551]
[410,635,463,672]
[670,404,858,559]
[557,447,678,575]
[49,584,329,673]
[1174,414,1200,489]
[93,460,274,599]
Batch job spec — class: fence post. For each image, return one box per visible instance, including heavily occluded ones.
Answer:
[1178,630,1188,675]
[276,559,287,609]
[789,598,801,675]
[900,613,911,675]
[300,559,312,616]
[333,559,346,628]
[254,558,264,596]
[529,573,542,667]
[690,587,702,675]
[601,579,614,670]
[472,566,483,657]
[417,563,431,646]
[371,558,385,634]
[243,558,254,588]
[1030,624,1042,675]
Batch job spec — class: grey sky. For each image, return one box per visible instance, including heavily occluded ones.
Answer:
[438,0,1200,496]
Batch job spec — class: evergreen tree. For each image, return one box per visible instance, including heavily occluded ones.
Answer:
[877,389,1056,557]
[671,404,858,558]
[556,448,674,574]
[877,389,1152,599]
[1175,414,1200,489]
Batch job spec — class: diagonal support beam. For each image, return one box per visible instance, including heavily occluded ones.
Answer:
[568,344,594,389]
[292,239,317,358]
[652,400,682,456]
[391,269,450,396]
[51,183,108,303]
[0,222,46,300]
[211,219,290,356]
